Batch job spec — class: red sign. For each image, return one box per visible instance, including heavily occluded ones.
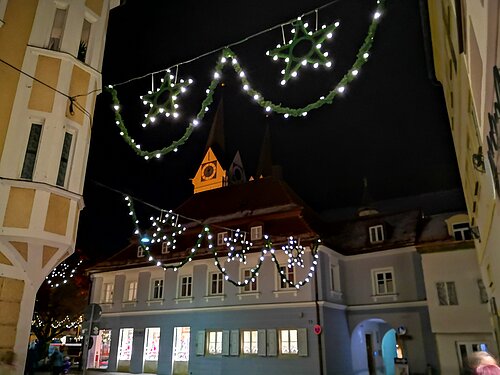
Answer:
[313,324,322,335]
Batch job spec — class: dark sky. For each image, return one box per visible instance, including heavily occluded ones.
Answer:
[76,0,463,258]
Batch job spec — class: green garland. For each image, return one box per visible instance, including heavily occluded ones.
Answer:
[106,0,385,158]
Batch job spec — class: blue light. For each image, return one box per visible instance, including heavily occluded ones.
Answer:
[141,237,150,243]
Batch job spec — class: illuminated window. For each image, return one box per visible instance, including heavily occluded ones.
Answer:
[180,276,192,297]
[143,328,160,362]
[161,242,169,254]
[125,281,137,302]
[48,8,67,51]
[280,329,298,355]
[137,247,144,258]
[207,331,222,355]
[279,266,294,289]
[118,328,134,360]
[102,283,113,303]
[210,272,223,295]
[21,123,42,180]
[241,330,258,354]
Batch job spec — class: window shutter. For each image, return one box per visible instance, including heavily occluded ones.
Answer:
[196,330,205,356]
[222,330,230,356]
[230,330,240,356]
[257,329,267,356]
[267,329,277,356]
[298,328,308,356]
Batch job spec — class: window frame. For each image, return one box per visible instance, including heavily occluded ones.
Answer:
[206,330,223,356]
[125,280,137,302]
[241,330,258,355]
[371,267,396,296]
[209,272,224,295]
[369,224,384,244]
[242,268,258,292]
[56,129,75,187]
[179,275,193,298]
[250,226,262,241]
[48,6,68,51]
[452,222,472,241]
[137,246,145,258]
[150,278,164,300]
[217,232,227,246]
[436,281,459,305]
[21,123,43,180]
[279,329,299,355]
[161,241,169,254]
[102,282,114,303]
[278,265,295,289]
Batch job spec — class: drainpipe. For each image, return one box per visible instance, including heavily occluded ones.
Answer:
[314,253,324,375]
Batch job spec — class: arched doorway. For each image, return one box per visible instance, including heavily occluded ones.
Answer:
[351,319,397,375]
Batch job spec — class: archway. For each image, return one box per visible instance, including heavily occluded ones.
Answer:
[351,318,395,375]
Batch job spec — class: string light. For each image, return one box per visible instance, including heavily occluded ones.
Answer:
[105,0,386,159]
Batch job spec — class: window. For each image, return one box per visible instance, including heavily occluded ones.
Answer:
[207,331,222,355]
[151,278,164,300]
[250,226,262,241]
[330,264,341,292]
[180,275,192,297]
[103,283,113,303]
[118,328,134,361]
[21,123,42,180]
[161,241,169,254]
[78,19,91,62]
[478,279,489,304]
[280,329,298,354]
[372,268,395,295]
[137,246,144,258]
[217,232,227,246]
[125,281,137,301]
[242,330,258,354]
[452,222,472,240]
[56,131,73,187]
[210,272,223,295]
[279,266,294,289]
[243,269,257,292]
[437,281,458,305]
[369,225,384,243]
[143,328,160,362]
[48,8,67,51]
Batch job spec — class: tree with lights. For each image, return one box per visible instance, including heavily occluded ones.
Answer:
[30,253,89,359]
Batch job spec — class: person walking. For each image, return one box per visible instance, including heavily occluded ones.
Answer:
[49,347,64,375]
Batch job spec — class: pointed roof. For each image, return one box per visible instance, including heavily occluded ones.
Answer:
[358,177,379,216]
[204,98,226,165]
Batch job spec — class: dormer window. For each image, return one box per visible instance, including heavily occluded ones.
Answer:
[452,222,472,241]
[161,241,170,254]
[217,232,227,246]
[137,246,144,258]
[369,225,384,244]
[250,226,262,241]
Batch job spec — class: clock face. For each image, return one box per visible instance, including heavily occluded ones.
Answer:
[201,162,217,181]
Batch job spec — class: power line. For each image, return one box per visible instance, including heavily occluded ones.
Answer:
[110,0,343,88]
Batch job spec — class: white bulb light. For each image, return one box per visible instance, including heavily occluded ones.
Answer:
[338,86,345,93]
[374,11,381,19]
[352,69,359,76]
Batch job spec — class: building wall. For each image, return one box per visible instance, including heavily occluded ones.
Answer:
[0,0,118,366]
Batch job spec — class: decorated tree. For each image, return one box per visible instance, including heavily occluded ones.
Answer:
[31,252,89,355]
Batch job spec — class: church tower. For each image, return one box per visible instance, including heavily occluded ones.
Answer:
[0,0,119,367]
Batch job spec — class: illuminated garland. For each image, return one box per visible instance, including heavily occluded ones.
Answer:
[32,313,83,330]
[124,195,320,289]
[45,259,84,288]
[224,229,251,263]
[106,0,385,158]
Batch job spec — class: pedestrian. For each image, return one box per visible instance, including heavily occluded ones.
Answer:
[0,351,16,375]
[475,364,500,375]
[49,347,64,375]
[25,341,38,375]
[467,352,499,374]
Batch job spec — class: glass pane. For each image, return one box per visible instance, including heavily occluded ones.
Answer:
[386,280,394,293]
[118,328,133,360]
[21,124,42,179]
[447,282,458,305]
[436,282,447,305]
[144,328,160,361]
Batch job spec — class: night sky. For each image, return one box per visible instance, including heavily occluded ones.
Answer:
[76,0,463,258]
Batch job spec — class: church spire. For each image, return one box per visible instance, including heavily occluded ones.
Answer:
[358,177,379,216]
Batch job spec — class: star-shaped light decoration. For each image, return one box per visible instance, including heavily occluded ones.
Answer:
[282,236,306,268]
[224,229,252,264]
[267,19,340,85]
[140,70,193,127]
